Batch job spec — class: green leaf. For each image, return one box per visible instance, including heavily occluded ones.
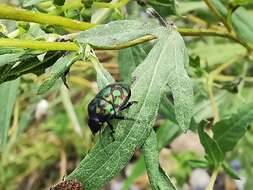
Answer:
[68,28,192,189]
[122,120,180,190]
[0,51,62,84]
[177,1,206,15]
[0,50,25,67]
[0,79,20,151]
[210,0,253,47]
[189,41,246,66]
[210,0,227,16]
[193,91,228,123]
[53,0,65,6]
[222,162,240,180]
[187,159,209,169]
[22,24,48,40]
[133,33,193,131]
[118,43,152,83]
[233,0,253,6]
[37,52,80,94]
[148,0,176,17]
[143,129,176,190]
[164,46,193,131]
[213,103,253,153]
[231,7,253,47]
[136,40,192,129]
[75,20,162,48]
[22,0,47,7]
[159,96,178,124]
[86,48,115,89]
[198,123,224,167]
[0,48,41,67]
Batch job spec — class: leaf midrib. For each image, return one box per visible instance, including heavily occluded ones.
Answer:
[214,108,253,142]
[85,34,170,183]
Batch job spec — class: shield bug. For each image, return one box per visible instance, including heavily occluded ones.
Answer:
[87,83,136,137]
[49,179,84,190]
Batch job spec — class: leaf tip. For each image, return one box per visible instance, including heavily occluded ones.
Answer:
[37,79,54,95]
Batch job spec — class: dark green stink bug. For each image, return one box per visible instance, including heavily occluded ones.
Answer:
[87,83,136,137]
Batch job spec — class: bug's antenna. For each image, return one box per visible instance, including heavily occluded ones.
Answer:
[146,8,168,27]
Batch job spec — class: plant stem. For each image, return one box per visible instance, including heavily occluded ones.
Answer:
[214,75,253,82]
[0,4,95,30]
[210,54,247,77]
[0,35,155,51]
[0,26,252,51]
[0,38,79,51]
[0,3,251,51]
[206,54,248,123]
[178,28,251,51]
[206,77,220,123]
[205,168,219,190]
[206,54,247,123]
[203,0,232,31]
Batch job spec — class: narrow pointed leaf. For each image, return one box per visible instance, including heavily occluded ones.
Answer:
[87,51,115,89]
[122,120,180,190]
[231,7,253,47]
[233,0,253,5]
[210,0,253,47]
[0,51,63,84]
[222,162,240,180]
[143,129,176,190]
[213,103,253,153]
[37,52,80,94]
[118,43,152,83]
[75,20,162,49]
[68,28,192,189]
[0,79,20,151]
[0,52,24,67]
[132,32,193,131]
[148,0,176,17]
[187,159,209,168]
[198,124,224,167]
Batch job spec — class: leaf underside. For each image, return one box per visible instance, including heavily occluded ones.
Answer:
[68,20,193,190]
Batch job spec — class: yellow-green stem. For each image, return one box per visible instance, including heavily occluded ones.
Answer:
[214,75,253,82]
[0,35,156,51]
[0,26,252,51]
[0,38,79,51]
[206,54,248,123]
[0,4,95,30]
[178,28,251,51]
[205,168,219,190]
[206,77,220,123]
[203,0,232,32]
[210,54,247,77]
[0,3,251,51]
